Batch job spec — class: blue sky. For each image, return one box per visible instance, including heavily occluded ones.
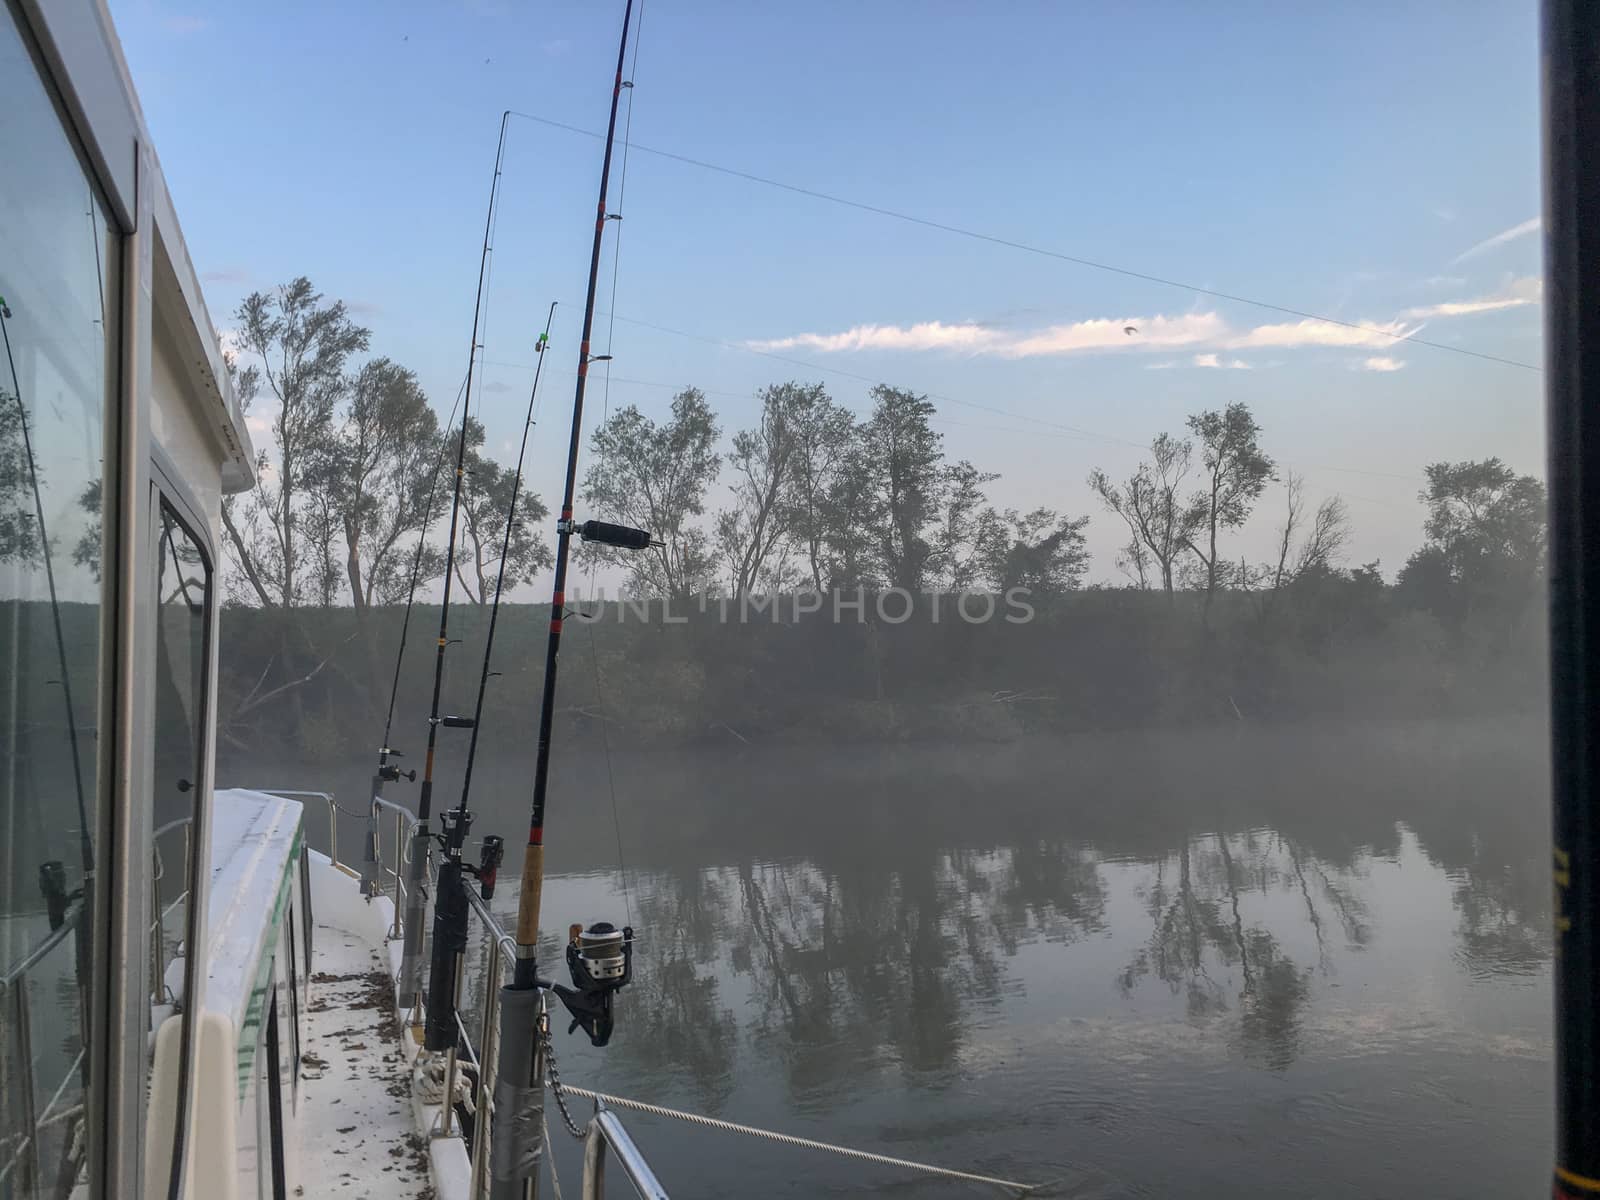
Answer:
[110,0,1544,584]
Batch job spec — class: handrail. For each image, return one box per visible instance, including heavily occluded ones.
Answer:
[287,784,668,1200]
[584,1108,670,1200]
[1,899,84,988]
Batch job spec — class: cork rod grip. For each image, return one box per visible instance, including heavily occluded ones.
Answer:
[516,842,544,947]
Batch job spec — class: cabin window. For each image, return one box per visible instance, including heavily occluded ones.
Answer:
[0,4,120,1196]
[150,498,212,1196]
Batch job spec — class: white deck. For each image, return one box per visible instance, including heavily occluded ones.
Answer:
[299,909,431,1198]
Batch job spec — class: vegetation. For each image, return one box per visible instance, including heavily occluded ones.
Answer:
[195,277,1547,760]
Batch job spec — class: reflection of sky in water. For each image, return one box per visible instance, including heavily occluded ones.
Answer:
[478,819,1550,1199]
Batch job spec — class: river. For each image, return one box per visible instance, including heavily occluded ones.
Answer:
[224,716,1553,1197]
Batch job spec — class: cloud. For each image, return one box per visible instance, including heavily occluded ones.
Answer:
[1433,207,1457,223]
[345,299,384,316]
[1361,356,1406,372]
[752,305,1464,365]
[1403,276,1542,319]
[542,38,572,56]
[1003,313,1224,357]
[750,320,1005,354]
[202,266,250,285]
[1451,217,1540,264]
[162,14,210,33]
[1226,317,1420,351]
[482,380,513,393]
[217,328,244,361]
[245,414,271,434]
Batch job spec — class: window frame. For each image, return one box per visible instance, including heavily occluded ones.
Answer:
[145,466,215,1200]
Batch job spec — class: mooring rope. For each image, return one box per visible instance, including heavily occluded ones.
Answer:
[551,1084,1036,1196]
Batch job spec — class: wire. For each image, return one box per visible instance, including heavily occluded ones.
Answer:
[598,0,646,426]
[505,110,1540,374]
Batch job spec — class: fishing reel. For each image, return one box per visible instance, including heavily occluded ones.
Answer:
[550,921,634,1047]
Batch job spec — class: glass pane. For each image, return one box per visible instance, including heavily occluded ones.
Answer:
[0,6,117,1197]
[150,502,210,1191]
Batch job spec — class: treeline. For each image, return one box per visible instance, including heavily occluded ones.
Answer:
[212,277,1548,757]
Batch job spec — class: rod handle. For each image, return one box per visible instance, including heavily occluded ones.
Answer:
[440,715,477,729]
[579,519,652,551]
[516,842,544,948]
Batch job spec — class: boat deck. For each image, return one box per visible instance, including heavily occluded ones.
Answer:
[298,920,430,1198]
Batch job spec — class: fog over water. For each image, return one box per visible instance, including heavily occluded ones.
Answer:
[229,716,1551,1198]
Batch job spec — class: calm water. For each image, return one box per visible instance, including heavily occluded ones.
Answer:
[231,717,1553,1198]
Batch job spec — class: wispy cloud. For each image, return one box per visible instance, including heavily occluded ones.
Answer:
[1361,356,1406,372]
[541,38,572,56]
[751,292,1520,365]
[346,299,384,316]
[751,320,1005,355]
[1403,276,1542,319]
[1005,313,1223,357]
[1451,217,1540,264]
[162,14,210,34]
[202,266,250,285]
[1226,317,1420,351]
[482,380,513,394]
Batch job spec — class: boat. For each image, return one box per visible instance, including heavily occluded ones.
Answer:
[4,0,1600,1197]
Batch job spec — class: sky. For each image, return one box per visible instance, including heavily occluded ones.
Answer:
[108,0,1546,590]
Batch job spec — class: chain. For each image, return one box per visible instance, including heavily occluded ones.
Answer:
[539,1018,587,1140]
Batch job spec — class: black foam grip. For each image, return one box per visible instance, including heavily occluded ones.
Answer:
[579,519,652,550]
[441,715,477,729]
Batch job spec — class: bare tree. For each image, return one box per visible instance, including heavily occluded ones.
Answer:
[1089,432,1195,593]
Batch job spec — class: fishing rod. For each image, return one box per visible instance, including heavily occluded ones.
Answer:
[514,0,651,995]
[362,370,469,900]
[402,110,513,1020]
[360,371,467,896]
[421,302,556,1052]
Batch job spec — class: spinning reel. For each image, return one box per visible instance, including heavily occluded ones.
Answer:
[550,921,634,1047]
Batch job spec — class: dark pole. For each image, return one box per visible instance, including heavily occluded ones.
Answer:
[1544,1,1600,1196]
[511,0,635,991]
[401,110,512,1013]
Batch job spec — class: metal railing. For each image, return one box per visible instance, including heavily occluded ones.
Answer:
[287,786,665,1199]
[583,1109,669,1200]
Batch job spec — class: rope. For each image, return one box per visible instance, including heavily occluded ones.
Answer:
[551,1084,1037,1196]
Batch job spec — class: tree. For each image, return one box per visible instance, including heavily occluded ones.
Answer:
[0,394,43,565]
[584,389,722,600]
[718,384,800,598]
[1265,473,1350,593]
[1181,403,1275,611]
[860,385,945,592]
[980,507,1091,596]
[1401,458,1546,621]
[222,279,370,606]
[305,357,445,611]
[778,384,855,592]
[454,418,552,604]
[935,460,1001,589]
[1089,432,1196,593]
